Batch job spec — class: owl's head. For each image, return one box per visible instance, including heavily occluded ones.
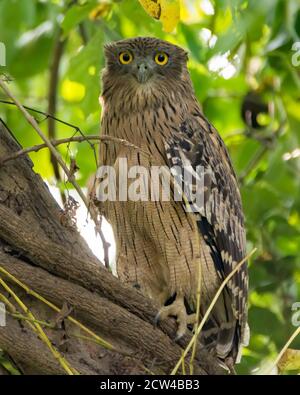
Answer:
[103,37,189,86]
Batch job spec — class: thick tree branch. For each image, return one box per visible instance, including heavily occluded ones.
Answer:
[0,315,104,375]
[0,252,182,371]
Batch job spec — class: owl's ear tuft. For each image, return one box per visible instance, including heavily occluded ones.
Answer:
[103,42,116,58]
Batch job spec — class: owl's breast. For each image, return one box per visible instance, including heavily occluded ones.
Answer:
[100,103,187,167]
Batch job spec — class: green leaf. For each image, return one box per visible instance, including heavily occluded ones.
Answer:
[61,1,98,35]
[66,30,104,116]
[9,22,54,78]
[278,349,300,373]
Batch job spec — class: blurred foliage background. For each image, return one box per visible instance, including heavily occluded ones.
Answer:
[0,0,300,374]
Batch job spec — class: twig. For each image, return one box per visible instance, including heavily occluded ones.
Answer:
[0,135,150,166]
[0,275,78,375]
[0,292,16,313]
[9,312,56,329]
[0,99,87,133]
[189,250,202,374]
[181,350,186,375]
[171,248,257,375]
[98,215,110,269]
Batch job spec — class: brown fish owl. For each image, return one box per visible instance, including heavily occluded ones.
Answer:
[99,37,249,365]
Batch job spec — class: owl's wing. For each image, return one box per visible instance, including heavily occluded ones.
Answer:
[164,109,248,362]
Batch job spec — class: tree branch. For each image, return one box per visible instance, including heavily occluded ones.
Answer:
[0,135,149,166]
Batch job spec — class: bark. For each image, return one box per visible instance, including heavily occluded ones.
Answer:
[0,119,223,375]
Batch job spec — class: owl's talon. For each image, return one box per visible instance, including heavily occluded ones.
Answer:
[174,332,184,342]
[156,297,196,339]
[186,313,197,325]
[154,312,161,326]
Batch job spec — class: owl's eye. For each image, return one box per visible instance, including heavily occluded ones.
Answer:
[119,51,133,65]
[154,52,169,66]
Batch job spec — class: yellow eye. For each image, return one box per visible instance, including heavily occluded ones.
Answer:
[119,51,133,65]
[154,52,169,66]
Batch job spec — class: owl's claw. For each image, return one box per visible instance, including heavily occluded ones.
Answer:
[155,297,197,340]
[174,332,184,342]
[154,312,161,326]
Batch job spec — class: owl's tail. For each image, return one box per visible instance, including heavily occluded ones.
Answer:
[199,289,249,367]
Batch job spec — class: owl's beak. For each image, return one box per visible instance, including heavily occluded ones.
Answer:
[135,62,152,83]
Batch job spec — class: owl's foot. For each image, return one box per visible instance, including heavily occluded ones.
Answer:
[155,297,196,340]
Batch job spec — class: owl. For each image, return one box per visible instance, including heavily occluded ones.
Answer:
[98,37,249,367]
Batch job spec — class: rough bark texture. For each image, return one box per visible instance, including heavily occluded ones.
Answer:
[0,119,223,375]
